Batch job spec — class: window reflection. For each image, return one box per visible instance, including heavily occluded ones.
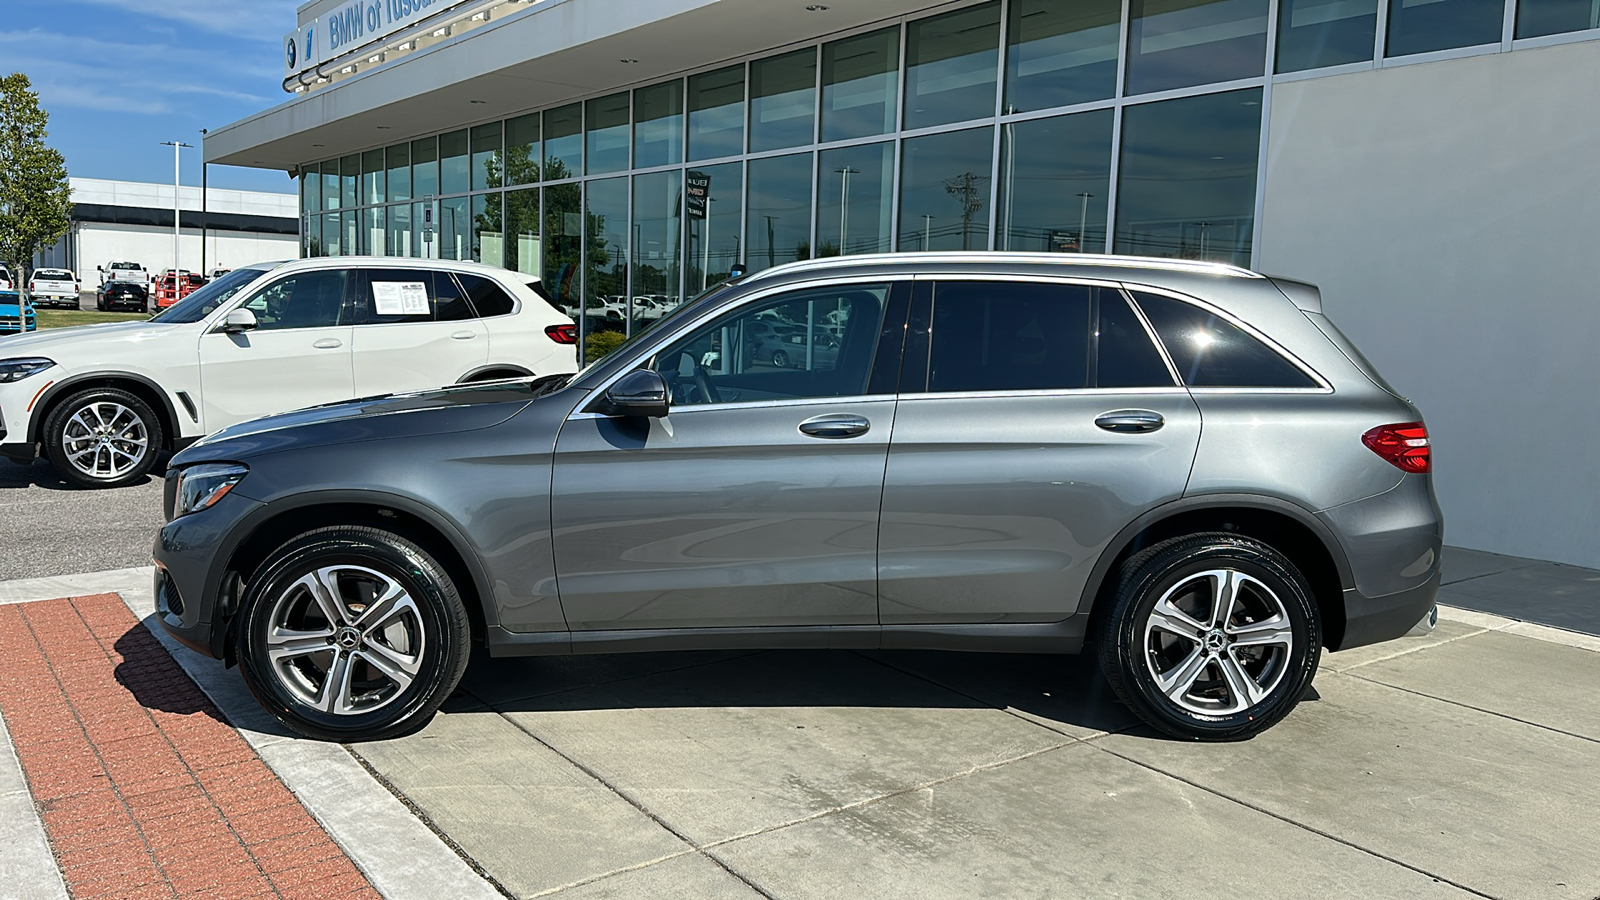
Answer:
[587,93,631,175]
[322,161,340,211]
[905,3,1002,130]
[439,130,469,196]
[386,143,411,203]
[1276,0,1377,71]
[438,196,469,260]
[504,114,540,187]
[999,109,1112,253]
[1516,0,1600,38]
[821,27,900,142]
[340,155,358,210]
[1386,0,1504,55]
[899,127,995,251]
[505,187,539,276]
[688,66,745,161]
[544,104,583,181]
[362,207,385,255]
[362,149,385,205]
[684,162,742,291]
[586,177,630,349]
[634,82,684,169]
[474,194,503,267]
[750,50,817,152]
[542,182,582,320]
[1005,0,1120,112]
[1115,89,1262,266]
[387,202,413,257]
[411,137,438,199]
[471,123,502,191]
[633,170,684,336]
[1126,0,1270,95]
[747,153,814,272]
[818,142,894,257]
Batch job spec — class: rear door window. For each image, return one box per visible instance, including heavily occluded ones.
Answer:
[354,270,474,324]
[1096,290,1175,388]
[1131,290,1318,388]
[925,281,1092,393]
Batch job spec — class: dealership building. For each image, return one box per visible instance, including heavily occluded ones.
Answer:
[204,0,1600,566]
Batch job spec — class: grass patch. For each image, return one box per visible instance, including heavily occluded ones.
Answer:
[34,309,150,330]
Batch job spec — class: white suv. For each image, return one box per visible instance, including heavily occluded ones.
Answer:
[0,257,578,488]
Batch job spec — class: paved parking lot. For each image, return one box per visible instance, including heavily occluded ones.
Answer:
[0,460,164,581]
[3,545,1597,900]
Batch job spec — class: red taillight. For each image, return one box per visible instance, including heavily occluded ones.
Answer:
[545,324,577,344]
[1363,422,1430,474]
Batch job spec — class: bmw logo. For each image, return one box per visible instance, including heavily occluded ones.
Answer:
[287,37,297,68]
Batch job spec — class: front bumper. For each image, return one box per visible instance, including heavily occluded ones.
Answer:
[153,489,266,659]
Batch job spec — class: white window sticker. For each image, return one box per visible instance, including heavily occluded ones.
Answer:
[372,281,430,316]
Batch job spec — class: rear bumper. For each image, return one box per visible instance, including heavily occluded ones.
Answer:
[1337,570,1440,651]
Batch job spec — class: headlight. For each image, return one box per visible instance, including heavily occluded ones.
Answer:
[173,463,249,517]
[0,358,54,383]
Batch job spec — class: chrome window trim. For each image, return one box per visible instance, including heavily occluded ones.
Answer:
[570,393,899,420]
[1111,286,1184,388]
[1119,283,1333,391]
[897,387,1190,402]
[567,275,911,420]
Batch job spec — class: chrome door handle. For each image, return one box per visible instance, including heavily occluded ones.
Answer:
[313,338,343,349]
[1095,409,1165,433]
[451,331,476,340]
[798,414,871,439]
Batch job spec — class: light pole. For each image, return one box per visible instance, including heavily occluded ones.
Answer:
[921,215,934,251]
[833,166,858,255]
[1077,192,1093,253]
[763,215,778,270]
[160,141,192,276]
[200,129,209,277]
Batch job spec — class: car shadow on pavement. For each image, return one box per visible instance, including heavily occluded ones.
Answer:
[0,458,157,492]
[455,646,1141,738]
[113,625,231,725]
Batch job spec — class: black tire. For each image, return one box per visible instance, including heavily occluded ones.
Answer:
[770,349,789,369]
[1097,533,1320,741]
[41,387,164,489]
[236,526,471,742]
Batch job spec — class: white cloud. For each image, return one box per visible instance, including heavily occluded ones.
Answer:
[72,0,300,43]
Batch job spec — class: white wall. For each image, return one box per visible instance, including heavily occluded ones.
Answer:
[78,222,299,279]
[1257,40,1600,567]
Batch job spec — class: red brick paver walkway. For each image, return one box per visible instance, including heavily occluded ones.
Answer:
[0,593,380,900]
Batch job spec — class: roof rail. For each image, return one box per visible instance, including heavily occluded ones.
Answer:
[740,252,1261,284]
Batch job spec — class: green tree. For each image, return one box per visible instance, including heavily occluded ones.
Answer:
[0,73,72,284]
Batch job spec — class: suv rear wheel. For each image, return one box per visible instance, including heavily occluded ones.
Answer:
[42,387,163,489]
[236,526,471,742]
[1098,533,1320,741]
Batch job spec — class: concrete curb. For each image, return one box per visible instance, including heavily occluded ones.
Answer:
[0,567,501,900]
[1437,603,1600,653]
[0,707,69,900]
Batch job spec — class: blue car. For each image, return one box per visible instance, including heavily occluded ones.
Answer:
[0,290,37,336]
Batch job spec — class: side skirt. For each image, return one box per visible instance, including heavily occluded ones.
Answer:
[485,619,1089,658]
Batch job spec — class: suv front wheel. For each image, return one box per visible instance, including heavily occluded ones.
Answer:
[1099,533,1320,741]
[42,387,164,489]
[236,526,471,742]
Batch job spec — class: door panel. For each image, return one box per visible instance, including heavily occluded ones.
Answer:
[878,391,1201,624]
[551,400,893,630]
[196,270,355,430]
[351,269,488,395]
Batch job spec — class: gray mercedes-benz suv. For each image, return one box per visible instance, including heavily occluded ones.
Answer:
[153,253,1441,743]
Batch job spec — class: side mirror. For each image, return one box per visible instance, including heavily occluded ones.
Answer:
[221,308,258,334]
[599,369,669,418]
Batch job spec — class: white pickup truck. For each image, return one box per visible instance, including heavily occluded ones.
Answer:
[28,268,81,309]
[98,260,150,290]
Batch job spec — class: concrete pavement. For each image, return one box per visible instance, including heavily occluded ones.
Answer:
[0,546,1595,899]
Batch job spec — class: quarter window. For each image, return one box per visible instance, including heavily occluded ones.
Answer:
[238,271,348,331]
[649,283,890,406]
[1131,290,1317,388]
[927,281,1092,393]
[457,273,517,318]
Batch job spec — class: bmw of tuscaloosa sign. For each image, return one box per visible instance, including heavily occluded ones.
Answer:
[285,0,476,77]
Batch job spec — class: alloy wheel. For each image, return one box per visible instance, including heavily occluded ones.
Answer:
[1142,568,1295,716]
[61,402,149,481]
[264,565,426,716]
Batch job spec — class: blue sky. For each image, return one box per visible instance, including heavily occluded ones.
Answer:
[4,0,302,195]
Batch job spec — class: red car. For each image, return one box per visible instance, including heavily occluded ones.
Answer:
[153,270,204,309]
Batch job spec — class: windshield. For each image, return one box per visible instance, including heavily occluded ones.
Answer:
[149,267,268,324]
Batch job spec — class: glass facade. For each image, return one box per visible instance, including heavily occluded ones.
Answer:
[300,0,1587,363]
